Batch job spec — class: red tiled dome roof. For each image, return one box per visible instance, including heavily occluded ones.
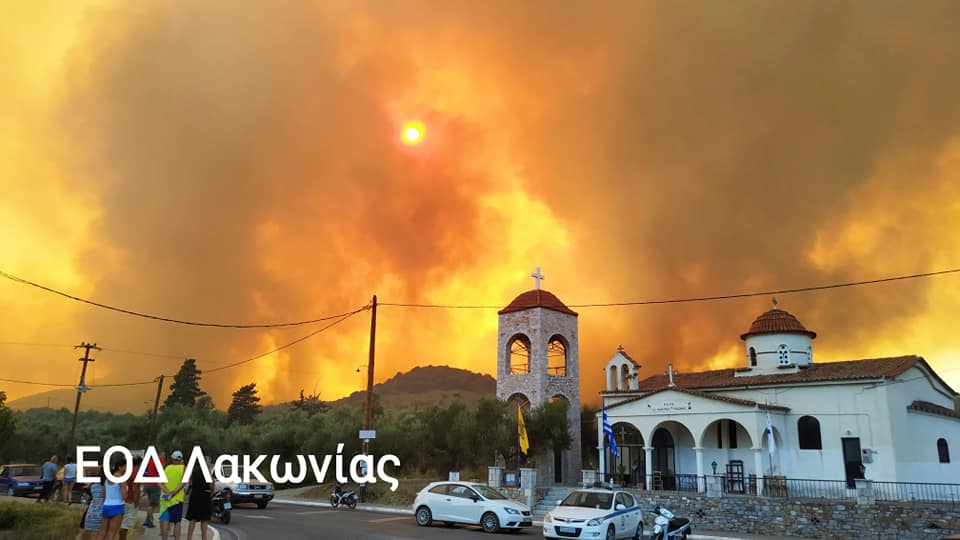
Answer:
[499,289,578,316]
[740,308,816,340]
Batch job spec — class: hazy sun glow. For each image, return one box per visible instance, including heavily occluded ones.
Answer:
[402,121,425,144]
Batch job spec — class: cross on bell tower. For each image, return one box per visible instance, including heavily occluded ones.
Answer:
[531,266,545,290]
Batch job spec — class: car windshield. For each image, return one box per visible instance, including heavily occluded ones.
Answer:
[471,485,507,500]
[9,466,40,476]
[559,491,613,509]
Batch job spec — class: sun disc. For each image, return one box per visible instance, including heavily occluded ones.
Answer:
[401,121,425,145]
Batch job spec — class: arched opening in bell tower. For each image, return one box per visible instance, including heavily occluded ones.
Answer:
[507,334,531,374]
[547,335,568,376]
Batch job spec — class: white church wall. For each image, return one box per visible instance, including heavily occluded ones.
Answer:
[742,333,813,373]
[881,365,960,483]
[716,382,896,481]
[896,411,960,484]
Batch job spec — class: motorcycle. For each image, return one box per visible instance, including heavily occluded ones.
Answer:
[329,484,358,509]
[212,488,233,524]
[647,505,692,540]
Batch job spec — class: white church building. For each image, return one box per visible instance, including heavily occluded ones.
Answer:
[598,304,960,494]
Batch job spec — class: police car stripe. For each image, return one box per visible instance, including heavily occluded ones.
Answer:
[602,505,640,520]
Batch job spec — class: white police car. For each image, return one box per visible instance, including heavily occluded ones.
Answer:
[543,488,643,540]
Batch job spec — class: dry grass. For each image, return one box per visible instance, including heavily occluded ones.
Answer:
[0,500,83,540]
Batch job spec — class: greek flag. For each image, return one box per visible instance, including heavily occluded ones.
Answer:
[766,408,777,455]
[602,401,619,458]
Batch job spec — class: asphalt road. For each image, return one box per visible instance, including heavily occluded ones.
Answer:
[213,501,530,540]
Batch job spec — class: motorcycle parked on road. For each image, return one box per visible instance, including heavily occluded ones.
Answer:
[330,484,358,509]
[212,488,233,524]
[647,505,692,539]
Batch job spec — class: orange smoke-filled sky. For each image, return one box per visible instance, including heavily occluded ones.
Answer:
[2,1,960,412]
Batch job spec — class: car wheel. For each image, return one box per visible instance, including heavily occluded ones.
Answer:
[256,501,268,509]
[481,512,500,533]
[605,524,616,540]
[633,521,643,540]
[415,505,433,527]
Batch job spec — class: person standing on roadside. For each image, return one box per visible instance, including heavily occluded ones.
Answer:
[38,455,58,503]
[159,450,186,540]
[185,455,214,540]
[143,451,165,528]
[80,465,105,539]
[97,460,125,539]
[118,457,142,539]
[62,456,78,504]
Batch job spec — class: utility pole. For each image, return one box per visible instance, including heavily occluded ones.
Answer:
[67,342,100,457]
[147,375,165,448]
[361,295,377,501]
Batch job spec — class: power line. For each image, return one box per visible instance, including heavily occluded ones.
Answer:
[204,307,364,374]
[380,268,960,309]
[0,269,367,329]
[0,306,367,388]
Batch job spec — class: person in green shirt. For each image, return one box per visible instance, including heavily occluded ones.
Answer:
[159,450,186,540]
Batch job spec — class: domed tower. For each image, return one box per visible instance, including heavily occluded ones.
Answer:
[739,300,816,375]
[497,268,582,484]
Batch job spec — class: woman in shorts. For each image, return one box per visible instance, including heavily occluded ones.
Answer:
[97,461,126,539]
[62,456,77,504]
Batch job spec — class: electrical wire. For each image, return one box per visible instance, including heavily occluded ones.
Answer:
[203,307,364,374]
[0,306,368,388]
[380,268,960,309]
[0,269,367,329]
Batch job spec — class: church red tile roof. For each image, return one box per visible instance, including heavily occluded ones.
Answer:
[740,308,816,340]
[625,355,939,392]
[499,289,578,316]
[907,400,960,420]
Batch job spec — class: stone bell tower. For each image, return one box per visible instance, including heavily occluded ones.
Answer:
[496,267,582,484]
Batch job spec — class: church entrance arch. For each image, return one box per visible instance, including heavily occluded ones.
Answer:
[650,421,697,490]
[608,422,644,486]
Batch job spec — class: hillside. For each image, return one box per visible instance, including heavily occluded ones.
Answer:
[331,365,496,409]
[7,365,497,413]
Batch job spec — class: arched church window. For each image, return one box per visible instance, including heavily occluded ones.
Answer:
[938,438,950,463]
[547,335,567,376]
[621,364,630,389]
[798,416,822,450]
[508,334,531,374]
[749,347,757,367]
[777,344,790,365]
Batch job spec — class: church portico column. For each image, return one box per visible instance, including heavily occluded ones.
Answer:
[753,448,764,496]
[644,447,653,491]
[694,447,704,492]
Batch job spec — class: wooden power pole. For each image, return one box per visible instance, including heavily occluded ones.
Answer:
[67,342,100,456]
[147,375,165,448]
[361,295,377,501]
[363,295,377,438]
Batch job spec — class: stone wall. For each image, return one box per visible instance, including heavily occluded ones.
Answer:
[631,492,960,539]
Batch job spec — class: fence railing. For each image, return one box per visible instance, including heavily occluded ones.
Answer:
[631,475,960,505]
[872,481,960,504]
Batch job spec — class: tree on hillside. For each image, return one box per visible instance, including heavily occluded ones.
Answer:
[291,389,328,415]
[163,358,206,408]
[0,391,16,455]
[228,383,262,424]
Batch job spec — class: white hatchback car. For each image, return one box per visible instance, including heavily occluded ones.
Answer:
[414,481,533,533]
[543,488,643,540]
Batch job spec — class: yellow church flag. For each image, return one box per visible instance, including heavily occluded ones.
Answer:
[518,405,530,455]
